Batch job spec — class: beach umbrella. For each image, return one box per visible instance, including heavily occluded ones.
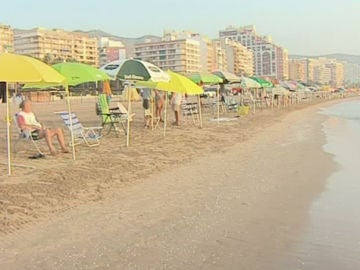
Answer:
[137,70,204,133]
[250,77,273,88]
[212,70,240,84]
[188,72,223,85]
[188,72,223,123]
[23,62,111,88]
[0,53,66,176]
[118,59,170,146]
[52,62,111,86]
[117,59,170,82]
[137,70,204,95]
[240,77,261,89]
[100,59,126,80]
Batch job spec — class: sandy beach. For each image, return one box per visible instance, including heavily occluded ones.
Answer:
[0,94,358,269]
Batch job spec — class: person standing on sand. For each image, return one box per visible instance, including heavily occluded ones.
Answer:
[154,89,166,122]
[141,88,152,128]
[170,92,183,126]
[17,99,69,156]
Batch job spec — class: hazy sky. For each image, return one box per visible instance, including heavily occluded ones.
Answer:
[2,0,359,56]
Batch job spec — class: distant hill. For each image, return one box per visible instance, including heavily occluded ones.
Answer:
[78,29,162,46]
[290,54,360,65]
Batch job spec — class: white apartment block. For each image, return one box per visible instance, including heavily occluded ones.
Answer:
[219,25,288,79]
[14,28,99,66]
[0,24,14,53]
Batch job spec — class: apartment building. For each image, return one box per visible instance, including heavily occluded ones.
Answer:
[220,38,253,76]
[305,58,344,87]
[98,37,126,67]
[14,28,98,66]
[134,31,202,74]
[219,25,288,79]
[0,24,14,53]
[288,59,307,82]
[211,39,227,71]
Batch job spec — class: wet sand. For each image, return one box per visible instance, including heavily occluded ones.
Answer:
[0,95,359,269]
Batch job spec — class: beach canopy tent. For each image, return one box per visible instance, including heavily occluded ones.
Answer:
[117,59,170,145]
[211,70,240,84]
[0,53,66,176]
[250,77,273,88]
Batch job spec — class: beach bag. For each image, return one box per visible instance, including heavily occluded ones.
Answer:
[237,105,250,116]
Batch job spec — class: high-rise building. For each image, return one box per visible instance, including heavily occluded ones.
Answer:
[98,37,126,66]
[288,59,307,82]
[220,38,253,76]
[134,30,203,74]
[0,24,14,53]
[306,58,344,87]
[219,25,288,79]
[14,28,99,66]
[211,39,227,72]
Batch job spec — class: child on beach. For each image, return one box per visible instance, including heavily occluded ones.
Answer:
[141,88,152,128]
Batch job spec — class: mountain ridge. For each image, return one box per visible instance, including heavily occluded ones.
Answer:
[290,54,360,65]
[79,29,360,65]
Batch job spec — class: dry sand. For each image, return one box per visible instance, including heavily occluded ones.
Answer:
[0,94,358,269]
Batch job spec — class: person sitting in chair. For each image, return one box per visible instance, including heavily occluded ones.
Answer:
[17,100,69,156]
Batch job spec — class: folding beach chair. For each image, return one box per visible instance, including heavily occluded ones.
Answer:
[181,102,200,125]
[13,113,45,157]
[96,94,127,136]
[117,102,136,121]
[55,111,102,147]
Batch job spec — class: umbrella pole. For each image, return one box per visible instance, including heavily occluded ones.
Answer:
[163,93,167,137]
[6,83,12,176]
[65,85,76,161]
[126,83,131,146]
[217,86,220,123]
[198,95,203,128]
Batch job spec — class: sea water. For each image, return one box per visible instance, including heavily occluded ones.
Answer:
[277,99,360,269]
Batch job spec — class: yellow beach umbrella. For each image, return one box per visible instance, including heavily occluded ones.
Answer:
[0,53,65,83]
[0,53,66,176]
[137,70,204,134]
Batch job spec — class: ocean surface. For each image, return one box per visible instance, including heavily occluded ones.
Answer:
[278,99,360,269]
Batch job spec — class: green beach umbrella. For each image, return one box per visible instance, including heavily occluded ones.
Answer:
[52,62,110,86]
[212,70,240,84]
[250,77,273,88]
[188,72,223,85]
[117,59,170,82]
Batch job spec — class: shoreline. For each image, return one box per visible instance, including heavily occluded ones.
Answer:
[0,95,358,268]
